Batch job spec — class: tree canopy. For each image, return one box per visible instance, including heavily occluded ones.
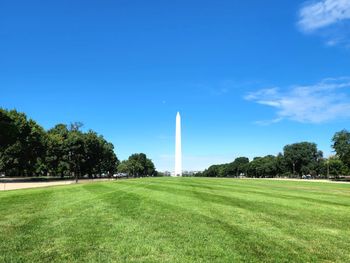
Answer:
[117,153,156,177]
[332,130,350,169]
[0,108,120,180]
[197,138,347,179]
[283,142,323,176]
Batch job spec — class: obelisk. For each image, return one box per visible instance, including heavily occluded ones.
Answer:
[175,112,182,176]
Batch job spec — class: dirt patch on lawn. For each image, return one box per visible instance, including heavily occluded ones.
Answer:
[0,178,114,191]
[248,178,350,184]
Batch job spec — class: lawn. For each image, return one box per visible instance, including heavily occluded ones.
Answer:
[0,177,349,262]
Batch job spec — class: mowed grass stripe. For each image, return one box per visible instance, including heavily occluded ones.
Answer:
[0,183,141,262]
[116,180,305,261]
[118,179,349,261]
[0,177,349,262]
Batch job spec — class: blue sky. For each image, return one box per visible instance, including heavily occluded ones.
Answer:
[1,0,350,171]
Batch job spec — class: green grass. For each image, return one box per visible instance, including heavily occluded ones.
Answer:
[1,178,349,262]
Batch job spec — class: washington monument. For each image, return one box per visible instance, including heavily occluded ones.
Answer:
[175,112,182,176]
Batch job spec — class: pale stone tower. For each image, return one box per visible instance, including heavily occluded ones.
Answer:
[175,112,182,176]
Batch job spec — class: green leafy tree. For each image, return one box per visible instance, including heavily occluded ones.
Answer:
[283,142,322,177]
[332,130,350,170]
[46,124,70,177]
[0,109,18,148]
[66,130,86,182]
[0,109,46,176]
[320,156,349,178]
[276,153,288,176]
[202,165,221,177]
[145,158,156,176]
[246,156,277,178]
[1,109,120,179]
[117,160,130,175]
[100,141,119,177]
[83,131,103,178]
[118,153,156,177]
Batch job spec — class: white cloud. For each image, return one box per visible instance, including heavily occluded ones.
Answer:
[298,0,350,46]
[245,78,350,124]
[299,0,350,31]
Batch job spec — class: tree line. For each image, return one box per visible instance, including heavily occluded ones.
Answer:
[195,132,350,179]
[0,108,156,180]
[118,153,156,177]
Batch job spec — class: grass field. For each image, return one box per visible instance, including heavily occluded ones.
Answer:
[0,177,349,262]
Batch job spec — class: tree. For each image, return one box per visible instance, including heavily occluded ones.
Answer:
[203,165,221,177]
[66,130,86,182]
[100,141,119,177]
[118,153,156,177]
[320,156,348,179]
[0,109,46,176]
[246,155,277,178]
[220,157,249,177]
[276,153,288,176]
[0,109,18,148]
[145,158,156,176]
[233,157,249,176]
[117,159,142,177]
[46,124,70,177]
[26,119,47,176]
[260,155,278,177]
[283,142,322,177]
[117,161,130,174]
[1,109,120,178]
[83,131,103,178]
[332,130,350,170]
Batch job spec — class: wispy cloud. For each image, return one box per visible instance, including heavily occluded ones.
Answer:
[298,0,350,46]
[245,77,350,124]
[193,80,265,97]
